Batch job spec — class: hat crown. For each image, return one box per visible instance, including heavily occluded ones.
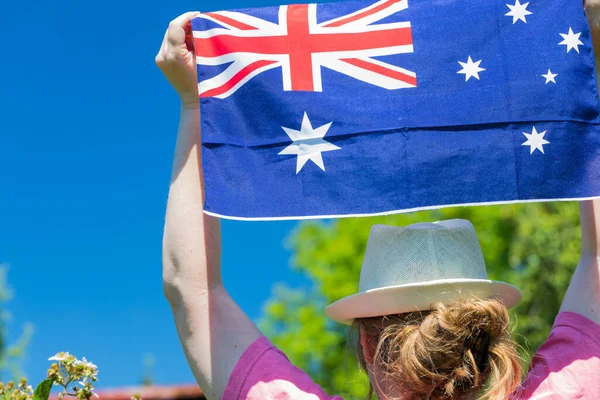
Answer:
[359,219,488,292]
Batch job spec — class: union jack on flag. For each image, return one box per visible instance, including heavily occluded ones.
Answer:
[193,0,416,98]
[191,0,600,221]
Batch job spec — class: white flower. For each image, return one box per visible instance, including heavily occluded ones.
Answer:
[76,357,98,370]
[49,352,71,361]
[77,381,94,389]
[77,381,99,398]
[77,382,99,398]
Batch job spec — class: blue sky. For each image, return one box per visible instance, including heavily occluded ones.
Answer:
[0,0,311,388]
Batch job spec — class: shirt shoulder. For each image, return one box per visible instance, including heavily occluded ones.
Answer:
[223,336,344,400]
[512,312,600,399]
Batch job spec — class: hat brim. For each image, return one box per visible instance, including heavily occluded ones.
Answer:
[324,278,522,325]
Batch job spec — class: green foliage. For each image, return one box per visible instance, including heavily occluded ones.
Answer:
[0,265,33,380]
[33,379,53,400]
[1,324,34,381]
[260,202,581,399]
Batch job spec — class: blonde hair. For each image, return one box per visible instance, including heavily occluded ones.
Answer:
[354,298,521,400]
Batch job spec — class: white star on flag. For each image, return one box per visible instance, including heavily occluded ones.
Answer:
[542,69,558,84]
[279,113,341,173]
[522,126,550,154]
[505,0,532,24]
[457,57,485,81]
[559,28,583,53]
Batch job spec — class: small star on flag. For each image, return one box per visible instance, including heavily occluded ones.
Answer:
[559,28,583,53]
[542,69,558,84]
[505,0,532,24]
[522,127,550,154]
[279,113,340,173]
[457,56,485,81]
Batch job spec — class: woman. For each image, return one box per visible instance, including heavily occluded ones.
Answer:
[156,10,600,400]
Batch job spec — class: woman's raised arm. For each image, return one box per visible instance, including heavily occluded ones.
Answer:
[559,200,600,324]
[156,13,262,399]
[559,4,600,325]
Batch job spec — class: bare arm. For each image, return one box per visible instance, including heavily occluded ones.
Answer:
[559,200,600,324]
[560,4,600,325]
[156,13,262,399]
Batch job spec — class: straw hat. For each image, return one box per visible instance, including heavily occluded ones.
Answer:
[325,219,522,324]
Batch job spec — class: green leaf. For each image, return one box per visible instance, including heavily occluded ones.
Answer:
[33,379,53,400]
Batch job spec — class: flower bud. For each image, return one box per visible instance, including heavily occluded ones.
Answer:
[7,382,14,390]
[47,368,58,379]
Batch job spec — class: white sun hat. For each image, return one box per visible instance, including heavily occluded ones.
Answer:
[325,219,522,325]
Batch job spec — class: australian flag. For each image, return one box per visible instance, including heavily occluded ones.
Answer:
[192,0,600,220]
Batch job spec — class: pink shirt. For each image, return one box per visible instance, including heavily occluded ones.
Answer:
[223,312,600,400]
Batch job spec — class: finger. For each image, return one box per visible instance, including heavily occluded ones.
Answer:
[167,11,201,45]
[169,11,202,31]
[185,20,198,51]
[185,32,195,53]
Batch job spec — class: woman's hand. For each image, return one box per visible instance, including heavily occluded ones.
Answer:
[156,12,201,108]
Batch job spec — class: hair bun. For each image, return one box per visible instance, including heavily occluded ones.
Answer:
[357,298,521,400]
[431,298,509,339]
[425,300,515,395]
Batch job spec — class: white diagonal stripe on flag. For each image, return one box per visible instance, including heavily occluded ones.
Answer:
[313,21,412,35]
[322,57,416,89]
[199,60,283,99]
[197,11,281,32]
[318,0,409,28]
